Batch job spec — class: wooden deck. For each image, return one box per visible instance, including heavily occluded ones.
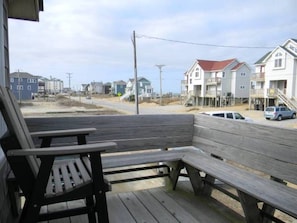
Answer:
[40,181,244,223]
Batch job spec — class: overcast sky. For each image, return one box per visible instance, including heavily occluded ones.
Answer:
[8,0,297,93]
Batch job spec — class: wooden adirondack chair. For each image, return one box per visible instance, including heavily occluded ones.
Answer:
[0,86,117,223]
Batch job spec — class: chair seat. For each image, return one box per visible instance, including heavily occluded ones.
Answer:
[46,159,92,198]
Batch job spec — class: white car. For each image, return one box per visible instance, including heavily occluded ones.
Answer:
[201,111,253,122]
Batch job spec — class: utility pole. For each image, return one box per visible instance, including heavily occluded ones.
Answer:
[66,72,72,90]
[132,30,139,114]
[66,73,72,98]
[17,69,21,103]
[155,65,165,106]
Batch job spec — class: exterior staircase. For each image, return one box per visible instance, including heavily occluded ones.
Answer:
[183,91,194,106]
[277,89,297,111]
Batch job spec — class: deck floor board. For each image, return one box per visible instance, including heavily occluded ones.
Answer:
[43,181,245,223]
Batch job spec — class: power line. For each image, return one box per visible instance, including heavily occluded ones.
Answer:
[136,33,275,49]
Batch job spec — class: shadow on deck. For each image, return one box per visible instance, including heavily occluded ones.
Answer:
[43,181,244,223]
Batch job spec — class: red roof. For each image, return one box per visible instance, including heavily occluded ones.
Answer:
[197,58,236,71]
[231,62,244,71]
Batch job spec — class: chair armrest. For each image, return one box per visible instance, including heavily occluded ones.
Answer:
[30,128,97,138]
[7,142,117,157]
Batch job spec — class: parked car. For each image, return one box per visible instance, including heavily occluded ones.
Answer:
[264,106,296,121]
[201,111,253,122]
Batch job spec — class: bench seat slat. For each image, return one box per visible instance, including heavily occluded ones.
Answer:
[101,149,186,169]
[182,150,297,219]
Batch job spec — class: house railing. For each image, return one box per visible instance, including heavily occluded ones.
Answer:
[205,90,221,97]
[267,88,286,97]
[251,72,265,81]
[277,89,297,111]
[205,77,221,85]
[250,89,264,97]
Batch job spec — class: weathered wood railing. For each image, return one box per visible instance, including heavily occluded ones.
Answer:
[23,114,297,222]
[26,114,194,185]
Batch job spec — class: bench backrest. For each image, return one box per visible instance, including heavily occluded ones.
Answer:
[193,114,297,185]
[26,114,194,152]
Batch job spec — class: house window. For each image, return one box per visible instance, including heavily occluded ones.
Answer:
[17,85,23,90]
[27,85,31,90]
[190,79,192,84]
[241,73,246,76]
[289,44,297,54]
[10,78,14,83]
[195,68,200,78]
[274,52,283,68]
[27,79,36,83]
[222,72,225,78]
[275,59,282,67]
[240,85,245,89]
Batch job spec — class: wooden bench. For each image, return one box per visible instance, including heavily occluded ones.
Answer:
[184,114,297,223]
[25,114,297,223]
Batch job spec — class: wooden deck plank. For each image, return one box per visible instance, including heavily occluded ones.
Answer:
[107,193,136,223]
[171,182,245,223]
[149,188,201,223]
[68,200,88,223]
[118,192,158,223]
[134,190,180,223]
[43,182,245,223]
[48,202,69,223]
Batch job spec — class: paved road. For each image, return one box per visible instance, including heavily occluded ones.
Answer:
[71,96,297,129]
[71,96,186,115]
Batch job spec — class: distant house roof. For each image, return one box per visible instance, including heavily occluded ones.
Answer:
[280,45,297,57]
[255,38,297,65]
[231,62,245,71]
[254,51,271,64]
[197,58,236,71]
[128,77,150,83]
[113,80,126,85]
[10,72,37,78]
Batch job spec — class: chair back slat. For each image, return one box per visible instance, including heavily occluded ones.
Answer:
[7,89,36,148]
[0,86,39,177]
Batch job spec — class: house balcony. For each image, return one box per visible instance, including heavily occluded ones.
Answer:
[189,90,202,97]
[181,79,188,87]
[205,77,221,85]
[251,72,265,82]
[205,90,221,98]
[250,89,264,98]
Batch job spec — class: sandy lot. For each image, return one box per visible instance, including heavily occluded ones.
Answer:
[22,95,297,129]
